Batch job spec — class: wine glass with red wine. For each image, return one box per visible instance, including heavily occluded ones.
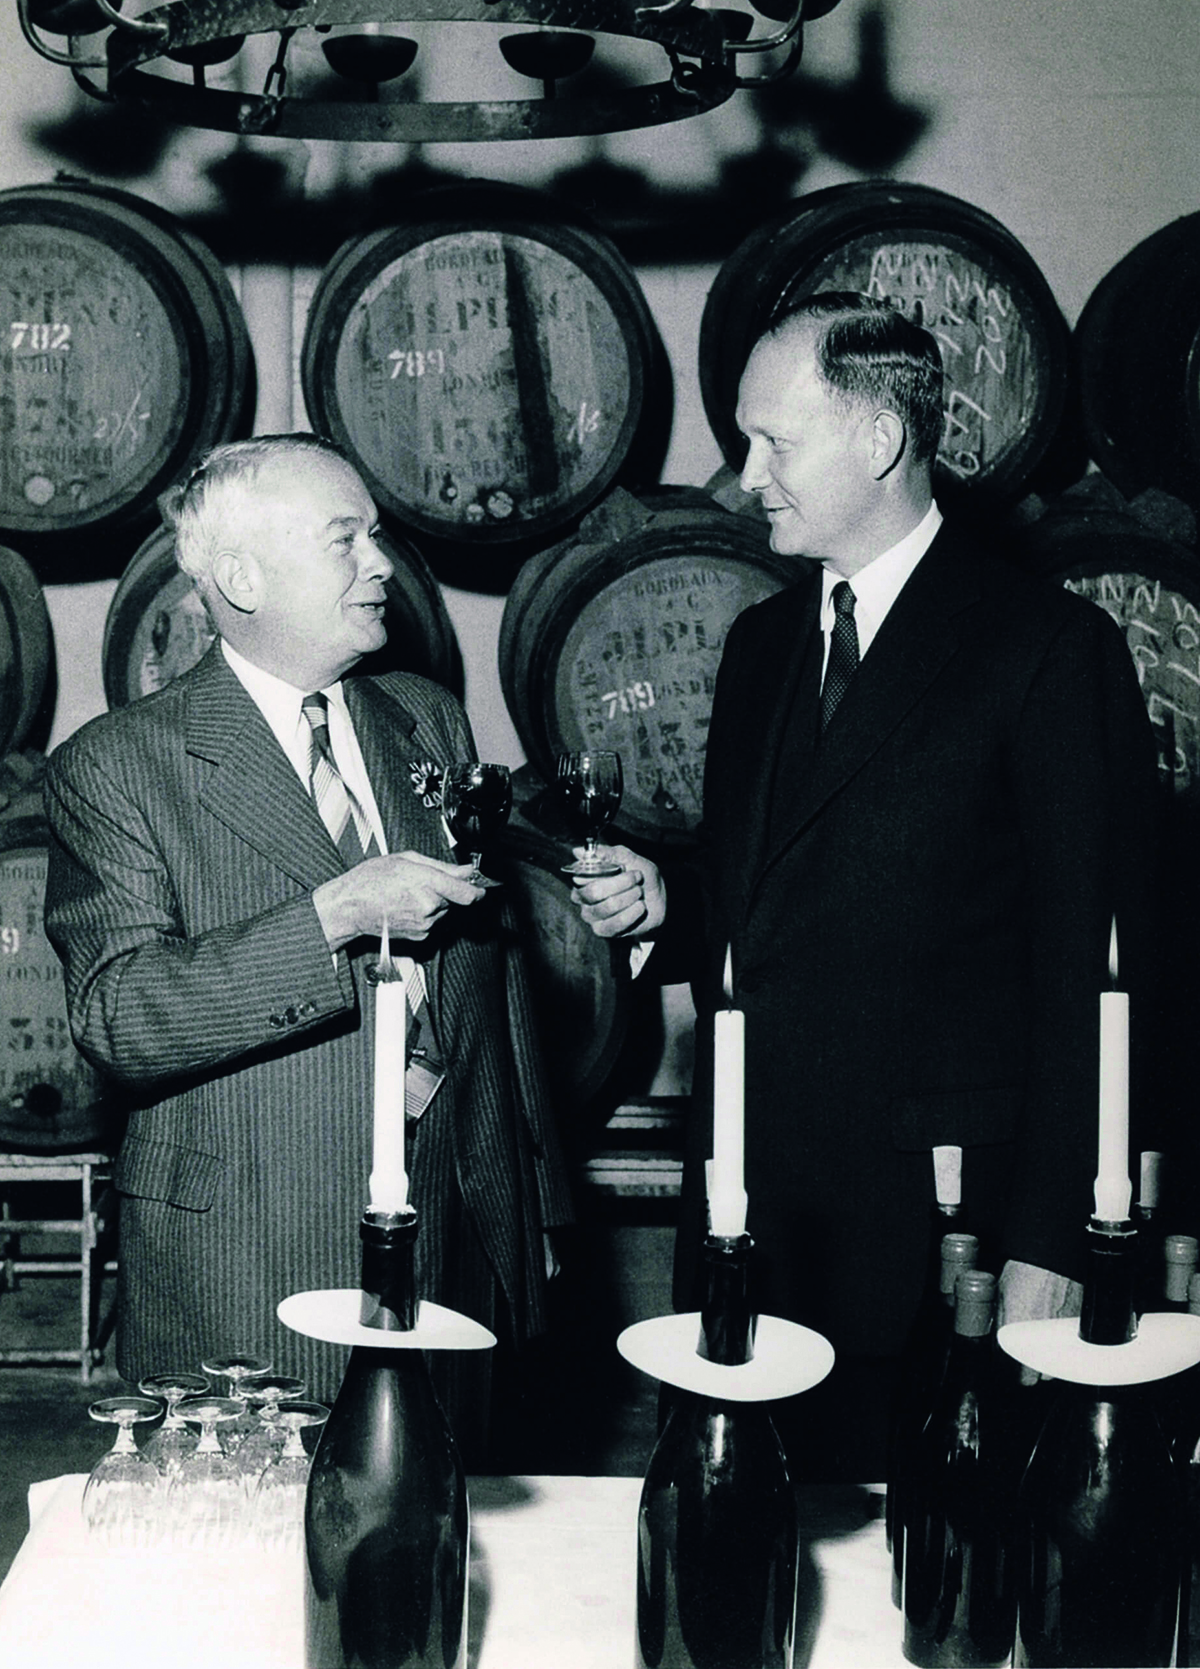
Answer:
[556,751,624,878]
[441,762,512,889]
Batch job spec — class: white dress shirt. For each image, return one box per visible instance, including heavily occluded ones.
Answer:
[221,640,429,996]
[819,500,943,684]
[221,639,390,853]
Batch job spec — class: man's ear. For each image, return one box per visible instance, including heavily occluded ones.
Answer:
[868,408,906,479]
[211,548,260,614]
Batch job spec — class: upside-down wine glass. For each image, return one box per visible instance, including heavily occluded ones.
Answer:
[233,1375,307,1499]
[252,1400,330,1549]
[167,1396,244,1546]
[441,762,512,889]
[199,1352,272,1453]
[139,1372,210,1478]
[81,1396,163,1545]
[556,750,624,877]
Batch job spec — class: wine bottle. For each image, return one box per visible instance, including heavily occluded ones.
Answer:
[1177,1273,1200,1669]
[1013,1220,1186,1668]
[635,1233,798,1669]
[305,1211,469,1669]
[1132,1152,1163,1318]
[901,1270,1017,1668]
[888,1230,980,1607]
[1163,1234,1200,1311]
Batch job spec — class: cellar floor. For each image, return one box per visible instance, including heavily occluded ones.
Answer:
[0,1211,669,1585]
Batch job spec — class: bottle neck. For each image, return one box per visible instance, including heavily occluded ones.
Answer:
[939,1232,980,1306]
[697,1233,756,1367]
[358,1209,419,1331]
[1078,1218,1138,1346]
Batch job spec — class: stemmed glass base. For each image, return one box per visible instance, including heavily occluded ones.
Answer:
[466,855,504,889]
[561,846,623,879]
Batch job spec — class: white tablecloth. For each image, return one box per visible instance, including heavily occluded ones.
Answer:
[0,1472,902,1667]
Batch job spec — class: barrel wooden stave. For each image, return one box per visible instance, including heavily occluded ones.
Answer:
[1016,499,1200,799]
[1075,213,1200,510]
[0,816,118,1153]
[0,544,52,758]
[699,181,1071,505]
[301,183,669,567]
[0,181,254,573]
[500,485,801,845]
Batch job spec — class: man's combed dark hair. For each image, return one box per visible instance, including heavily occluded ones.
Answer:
[764,292,945,467]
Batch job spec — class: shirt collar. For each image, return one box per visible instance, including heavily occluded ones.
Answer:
[820,500,943,655]
[221,639,346,720]
[220,638,350,772]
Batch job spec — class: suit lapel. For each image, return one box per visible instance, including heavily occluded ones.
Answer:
[346,677,464,1034]
[728,577,823,894]
[185,646,342,889]
[748,530,984,911]
[345,678,452,863]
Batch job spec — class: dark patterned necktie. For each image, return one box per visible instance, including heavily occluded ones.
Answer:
[301,692,374,866]
[820,580,860,732]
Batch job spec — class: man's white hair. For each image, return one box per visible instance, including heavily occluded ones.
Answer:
[163,434,349,587]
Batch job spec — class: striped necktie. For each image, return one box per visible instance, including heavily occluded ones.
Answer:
[820,580,860,733]
[301,692,375,865]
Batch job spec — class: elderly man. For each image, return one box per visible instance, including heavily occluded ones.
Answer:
[44,434,571,1452]
[576,294,1162,1478]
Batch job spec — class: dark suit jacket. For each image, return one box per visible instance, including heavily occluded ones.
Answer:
[43,645,572,1401]
[673,524,1162,1358]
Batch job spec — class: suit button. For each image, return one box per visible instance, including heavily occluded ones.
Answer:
[297,1000,317,1019]
[268,1012,286,1030]
[284,1005,299,1026]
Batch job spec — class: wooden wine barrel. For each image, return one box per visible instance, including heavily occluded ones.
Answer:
[102,520,462,707]
[300,182,670,574]
[1075,213,1200,510]
[699,181,1071,504]
[0,544,52,758]
[0,816,120,1153]
[499,485,801,846]
[1014,497,1200,800]
[497,773,631,1111]
[0,181,255,578]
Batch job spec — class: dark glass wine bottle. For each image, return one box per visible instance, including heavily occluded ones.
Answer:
[1163,1234,1200,1312]
[305,1210,469,1669]
[901,1270,1017,1668]
[1178,1273,1200,1669]
[1013,1219,1186,1668]
[887,1230,980,1607]
[635,1233,798,1669]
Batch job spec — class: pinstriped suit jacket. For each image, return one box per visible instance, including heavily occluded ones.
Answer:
[43,643,572,1401]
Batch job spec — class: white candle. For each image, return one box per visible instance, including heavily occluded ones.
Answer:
[709,944,747,1238]
[1094,917,1132,1222]
[369,920,409,1214]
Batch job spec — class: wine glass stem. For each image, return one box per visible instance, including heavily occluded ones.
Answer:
[113,1425,138,1454]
